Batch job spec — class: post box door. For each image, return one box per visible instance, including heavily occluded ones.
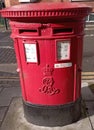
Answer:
[15,37,80,106]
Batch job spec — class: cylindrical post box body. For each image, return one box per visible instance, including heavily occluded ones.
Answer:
[1,3,91,126]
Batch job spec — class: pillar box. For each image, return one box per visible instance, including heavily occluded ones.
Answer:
[0,3,91,126]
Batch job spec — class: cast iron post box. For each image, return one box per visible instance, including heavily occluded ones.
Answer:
[1,3,91,126]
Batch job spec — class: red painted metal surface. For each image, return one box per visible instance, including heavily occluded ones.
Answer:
[1,3,91,23]
[0,3,91,105]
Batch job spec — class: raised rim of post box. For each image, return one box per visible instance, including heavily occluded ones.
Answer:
[0,3,92,23]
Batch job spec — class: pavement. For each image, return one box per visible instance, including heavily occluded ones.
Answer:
[0,26,94,130]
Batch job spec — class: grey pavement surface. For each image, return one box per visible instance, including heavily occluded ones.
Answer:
[0,27,21,129]
[0,26,94,129]
[82,28,94,72]
[0,82,94,130]
[83,34,94,72]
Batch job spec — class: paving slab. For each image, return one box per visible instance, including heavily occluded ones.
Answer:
[81,82,94,101]
[0,87,21,106]
[0,31,11,42]
[0,97,92,130]
[0,64,17,74]
[0,107,7,122]
[0,80,20,88]
[85,101,94,129]
[0,48,16,63]
[0,122,1,127]
[0,87,3,93]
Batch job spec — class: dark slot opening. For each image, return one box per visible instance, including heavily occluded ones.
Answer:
[53,28,73,34]
[19,29,37,34]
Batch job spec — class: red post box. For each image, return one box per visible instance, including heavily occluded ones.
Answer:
[1,3,91,126]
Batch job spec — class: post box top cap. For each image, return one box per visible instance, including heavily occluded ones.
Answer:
[1,2,92,22]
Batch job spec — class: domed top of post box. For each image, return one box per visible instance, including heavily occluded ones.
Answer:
[0,2,92,23]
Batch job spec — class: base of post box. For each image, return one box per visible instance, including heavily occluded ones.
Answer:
[23,97,81,127]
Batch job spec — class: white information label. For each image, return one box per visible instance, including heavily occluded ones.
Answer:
[24,43,37,63]
[19,0,30,2]
[54,62,72,69]
[57,41,70,60]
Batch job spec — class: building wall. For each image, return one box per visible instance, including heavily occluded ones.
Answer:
[71,0,94,12]
[5,0,19,7]
[4,0,94,13]
[81,2,94,12]
[5,0,64,6]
